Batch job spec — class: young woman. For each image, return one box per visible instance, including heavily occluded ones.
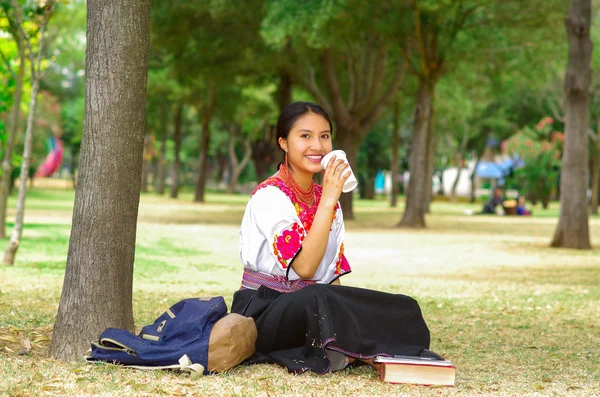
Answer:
[232,102,432,374]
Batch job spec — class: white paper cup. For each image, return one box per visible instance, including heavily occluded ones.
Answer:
[321,150,358,193]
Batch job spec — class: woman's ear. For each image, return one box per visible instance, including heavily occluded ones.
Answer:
[278,137,287,153]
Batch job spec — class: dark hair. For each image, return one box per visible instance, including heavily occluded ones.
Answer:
[275,102,333,169]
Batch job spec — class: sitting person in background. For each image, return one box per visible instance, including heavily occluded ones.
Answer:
[516,195,532,216]
[482,186,504,214]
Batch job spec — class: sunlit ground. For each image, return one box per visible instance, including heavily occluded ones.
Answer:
[0,185,599,396]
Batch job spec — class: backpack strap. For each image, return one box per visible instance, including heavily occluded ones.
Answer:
[85,353,205,377]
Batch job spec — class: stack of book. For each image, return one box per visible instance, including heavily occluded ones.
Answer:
[374,354,456,387]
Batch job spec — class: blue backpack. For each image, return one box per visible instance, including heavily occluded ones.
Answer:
[87,297,228,375]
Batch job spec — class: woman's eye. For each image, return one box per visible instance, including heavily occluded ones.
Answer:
[321,134,330,139]
[301,134,310,138]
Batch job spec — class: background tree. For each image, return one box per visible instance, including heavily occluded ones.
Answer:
[0,1,26,239]
[50,0,151,360]
[3,0,56,265]
[551,0,592,249]
[262,0,407,218]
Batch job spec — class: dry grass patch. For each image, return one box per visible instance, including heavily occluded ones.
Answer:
[0,188,599,396]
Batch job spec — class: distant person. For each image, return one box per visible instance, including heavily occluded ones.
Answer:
[482,186,504,214]
[516,195,532,216]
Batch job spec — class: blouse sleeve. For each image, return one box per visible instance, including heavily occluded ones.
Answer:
[248,187,307,274]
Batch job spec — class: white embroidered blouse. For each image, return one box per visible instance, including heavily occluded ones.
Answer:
[239,176,351,285]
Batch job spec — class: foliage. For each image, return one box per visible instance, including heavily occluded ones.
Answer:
[504,117,564,206]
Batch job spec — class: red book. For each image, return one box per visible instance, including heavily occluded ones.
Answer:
[374,355,456,386]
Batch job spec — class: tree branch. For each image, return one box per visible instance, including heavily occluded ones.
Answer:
[285,60,332,115]
[228,124,239,169]
[239,135,253,171]
[358,46,389,117]
[361,60,406,132]
[321,48,350,120]
[0,48,16,81]
[399,44,420,76]
[412,0,428,75]
[346,49,357,110]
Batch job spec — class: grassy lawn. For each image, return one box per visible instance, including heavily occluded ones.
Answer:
[1,186,599,396]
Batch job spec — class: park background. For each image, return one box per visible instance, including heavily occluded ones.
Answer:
[1,0,599,396]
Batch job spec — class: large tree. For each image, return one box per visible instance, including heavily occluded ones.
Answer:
[50,0,151,360]
[551,0,592,249]
[398,0,566,227]
[262,0,407,218]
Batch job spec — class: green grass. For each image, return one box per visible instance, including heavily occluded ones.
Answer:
[0,186,599,396]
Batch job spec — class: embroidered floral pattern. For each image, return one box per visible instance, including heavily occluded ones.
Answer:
[255,177,346,273]
[272,222,305,269]
[254,178,339,232]
[334,243,351,275]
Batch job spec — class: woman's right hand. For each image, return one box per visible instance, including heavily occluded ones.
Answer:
[320,155,351,208]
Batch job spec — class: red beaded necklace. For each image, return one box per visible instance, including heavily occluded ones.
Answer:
[279,162,315,206]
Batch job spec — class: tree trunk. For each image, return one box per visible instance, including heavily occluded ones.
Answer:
[2,78,40,265]
[469,155,481,203]
[0,43,25,239]
[50,0,151,360]
[360,175,376,200]
[589,115,600,215]
[276,70,293,111]
[450,163,463,201]
[226,133,253,194]
[140,134,150,193]
[399,79,434,228]
[335,127,361,220]
[194,86,216,203]
[390,100,400,208]
[194,117,211,202]
[170,101,183,199]
[155,105,169,195]
[252,138,275,183]
[424,119,437,213]
[591,149,599,215]
[551,0,592,249]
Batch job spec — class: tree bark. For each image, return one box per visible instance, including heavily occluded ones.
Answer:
[469,154,481,203]
[0,19,25,240]
[140,134,150,193]
[251,136,276,182]
[3,0,55,264]
[50,0,151,360]
[194,85,216,203]
[226,130,253,194]
[276,70,293,111]
[155,105,169,195]
[450,129,469,201]
[170,101,183,198]
[589,115,599,215]
[591,148,599,215]
[550,0,592,249]
[424,113,437,213]
[390,101,401,208]
[399,79,435,228]
[335,128,361,220]
[2,78,40,265]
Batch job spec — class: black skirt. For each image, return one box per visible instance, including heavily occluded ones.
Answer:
[231,283,431,373]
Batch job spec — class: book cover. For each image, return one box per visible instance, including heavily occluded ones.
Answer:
[374,355,456,386]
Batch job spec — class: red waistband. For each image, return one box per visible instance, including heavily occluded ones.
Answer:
[241,268,317,293]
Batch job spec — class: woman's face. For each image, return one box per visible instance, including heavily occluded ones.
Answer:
[278,113,333,176]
